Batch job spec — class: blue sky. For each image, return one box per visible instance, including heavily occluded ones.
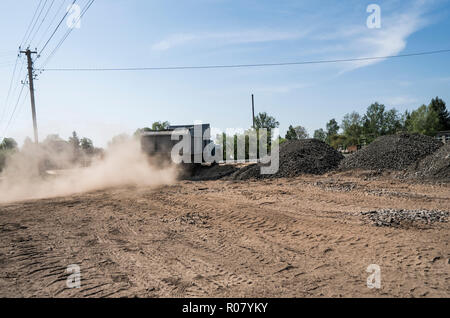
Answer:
[1,0,450,146]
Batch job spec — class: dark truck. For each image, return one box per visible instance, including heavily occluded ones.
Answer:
[140,124,217,165]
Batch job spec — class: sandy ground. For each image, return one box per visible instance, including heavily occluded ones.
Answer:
[0,172,449,298]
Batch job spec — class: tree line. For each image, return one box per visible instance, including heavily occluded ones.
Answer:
[0,131,101,172]
[285,97,449,150]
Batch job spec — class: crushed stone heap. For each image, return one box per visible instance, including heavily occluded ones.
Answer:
[340,133,443,171]
[232,139,344,180]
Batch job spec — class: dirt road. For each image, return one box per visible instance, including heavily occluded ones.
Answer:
[0,173,449,297]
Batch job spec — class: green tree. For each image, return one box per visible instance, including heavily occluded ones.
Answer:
[285,125,309,140]
[341,112,363,147]
[362,102,401,143]
[0,137,18,150]
[68,131,81,162]
[329,134,347,150]
[326,119,339,136]
[254,112,279,151]
[325,119,339,144]
[0,138,17,172]
[134,122,170,137]
[405,104,440,136]
[383,108,403,134]
[429,97,450,130]
[151,121,170,130]
[80,137,94,154]
[313,129,327,142]
[254,112,279,131]
[69,131,80,150]
[133,127,152,137]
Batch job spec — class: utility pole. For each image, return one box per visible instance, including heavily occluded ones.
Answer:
[20,49,38,144]
[251,94,255,129]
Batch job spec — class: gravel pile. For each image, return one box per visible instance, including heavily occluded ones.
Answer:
[232,139,344,180]
[340,133,443,171]
[407,143,450,182]
[313,180,358,192]
[361,209,449,227]
[184,164,239,181]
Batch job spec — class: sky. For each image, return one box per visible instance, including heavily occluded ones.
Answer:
[1,0,450,147]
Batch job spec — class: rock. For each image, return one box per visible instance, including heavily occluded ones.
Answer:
[340,133,443,171]
[231,139,344,180]
[361,209,449,227]
[407,143,450,182]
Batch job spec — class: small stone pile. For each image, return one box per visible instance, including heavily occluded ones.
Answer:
[185,164,238,181]
[340,133,443,171]
[408,143,450,182]
[361,209,449,227]
[232,139,344,180]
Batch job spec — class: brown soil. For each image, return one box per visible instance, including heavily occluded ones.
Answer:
[0,171,449,298]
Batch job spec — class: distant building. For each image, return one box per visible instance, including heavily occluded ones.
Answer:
[340,144,362,154]
[346,145,359,153]
[436,131,450,143]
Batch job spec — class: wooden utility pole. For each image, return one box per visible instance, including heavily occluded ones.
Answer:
[20,49,38,144]
[252,94,255,129]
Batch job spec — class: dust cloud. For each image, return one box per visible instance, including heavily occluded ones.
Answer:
[0,137,177,203]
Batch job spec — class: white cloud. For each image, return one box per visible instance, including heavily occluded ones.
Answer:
[150,0,436,75]
[330,2,430,72]
[151,29,309,51]
[152,34,199,51]
[348,12,426,70]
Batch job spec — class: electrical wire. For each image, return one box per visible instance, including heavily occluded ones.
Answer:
[37,49,450,72]
[20,0,43,48]
[23,0,49,48]
[0,55,20,125]
[38,0,78,57]
[1,78,27,141]
[0,56,26,131]
[39,0,94,69]
[22,0,46,48]
[28,0,56,47]
[36,0,69,49]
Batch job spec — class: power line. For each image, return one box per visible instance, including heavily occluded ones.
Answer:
[23,0,49,48]
[20,0,43,48]
[1,78,27,141]
[22,0,46,48]
[0,55,26,130]
[36,0,69,49]
[1,88,29,143]
[37,49,450,72]
[0,54,20,125]
[39,0,95,69]
[2,0,93,143]
[38,0,78,57]
[0,59,17,65]
[0,63,18,69]
[0,51,18,58]
[28,0,55,46]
